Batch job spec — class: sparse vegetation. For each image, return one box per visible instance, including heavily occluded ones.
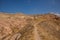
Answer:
[0,13,60,40]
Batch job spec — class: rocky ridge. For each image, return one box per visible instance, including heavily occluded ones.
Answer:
[0,13,60,40]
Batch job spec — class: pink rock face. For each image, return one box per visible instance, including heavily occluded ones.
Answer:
[0,13,60,40]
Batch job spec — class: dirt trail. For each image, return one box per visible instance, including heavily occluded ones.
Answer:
[34,25,42,40]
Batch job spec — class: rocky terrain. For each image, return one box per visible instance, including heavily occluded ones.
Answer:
[0,12,60,40]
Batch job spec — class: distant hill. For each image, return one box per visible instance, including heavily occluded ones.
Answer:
[0,13,60,40]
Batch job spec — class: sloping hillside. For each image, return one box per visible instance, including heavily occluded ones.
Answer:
[0,13,60,40]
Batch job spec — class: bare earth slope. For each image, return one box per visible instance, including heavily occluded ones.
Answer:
[0,13,60,40]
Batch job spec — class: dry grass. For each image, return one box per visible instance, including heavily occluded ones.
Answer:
[0,13,60,40]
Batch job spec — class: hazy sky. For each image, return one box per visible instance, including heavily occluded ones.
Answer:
[0,0,60,14]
